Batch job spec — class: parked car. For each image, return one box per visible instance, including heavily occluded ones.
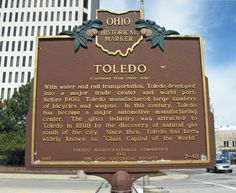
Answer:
[206,159,233,173]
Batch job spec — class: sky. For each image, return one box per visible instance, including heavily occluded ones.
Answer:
[100,0,236,127]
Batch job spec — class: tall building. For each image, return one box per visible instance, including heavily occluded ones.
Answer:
[0,0,100,99]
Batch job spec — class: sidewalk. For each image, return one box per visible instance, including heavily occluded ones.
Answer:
[0,170,188,181]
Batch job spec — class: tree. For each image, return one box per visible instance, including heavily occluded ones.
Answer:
[0,100,4,129]
[0,83,31,165]
[0,83,31,132]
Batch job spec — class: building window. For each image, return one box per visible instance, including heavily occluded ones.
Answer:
[22,56,26,66]
[25,26,29,36]
[57,11,60,21]
[224,141,229,147]
[46,0,49,7]
[76,0,79,6]
[33,12,36,21]
[4,56,8,67]
[27,12,30,21]
[3,56,7,67]
[83,13,88,21]
[62,25,65,32]
[70,0,73,6]
[13,27,17,36]
[45,12,48,21]
[64,0,67,6]
[50,26,53,35]
[10,0,14,7]
[43,26,47,35]
[39,12,42,21]
[15,13,19,22]
[52,0,55,7]
[1,27,5,36]
[12,41,15,51]
[22,0,26,7]
[5,0,8,8]
[8,72,12,83]
[16,0,20,8]
[15,72,19,83]
[31,26,35,36]
[17,41,21,51]
[58,0,61,7]
[10,56,14,66]
[7,26,11,36]
[84,0,88,9]
[69,11,72,21]
[9,13,13,22]
[75,11,78,20]
[28,0,32,7]
[5,42,9,51]
[2,72,6,83]
[21,13,24,22]
[29,56,32,67]
[27,72,31,82]
[233,141,236,147]
[1,88,4,99]
[24,41,27,51]
[34,0,37,7]
[56,26,59,34]
[0,41,3,51]
[0,57,1,66]
[7,88,11,99]
[51,12,54,21]
[30,41,34,51]
[37,26,41,36]
[16,56,20,67]
[19,27,23,36]
[21,72,25,83]
[40,0,43,7]
[3,13,7,22]
[63,11,66,20]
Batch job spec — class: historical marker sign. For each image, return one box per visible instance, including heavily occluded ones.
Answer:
[26,10,215,172]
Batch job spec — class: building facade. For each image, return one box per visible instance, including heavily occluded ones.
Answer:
[215,126,236,160]
[0,0,100,99]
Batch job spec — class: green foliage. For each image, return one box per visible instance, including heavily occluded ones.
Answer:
[59,19,103,52]
[0,101,4,130]
[0,130,25,165]
[136,19,179,52]
[0,83,31,165]
[0,83,31,132]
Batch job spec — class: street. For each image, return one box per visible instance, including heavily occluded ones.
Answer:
[140,168,236,193]
[0,168,236,193]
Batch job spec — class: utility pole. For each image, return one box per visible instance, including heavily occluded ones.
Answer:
[140,0,145,19]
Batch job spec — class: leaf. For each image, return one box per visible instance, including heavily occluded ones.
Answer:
[90,24,103,29]
[59,30,74,36]
[135,19,149,29]
[146,20,156,26]
[162,30,179,36]
[92,19,103,25]
[58,19,103,53]
[135,19,147,25]
[74,39,81,52]
[151,35,161,47]
[78,36,87,48]
[83,20,92,26]
[80,31,92,41]
[146,30,158,41]
[159,36,165,52]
